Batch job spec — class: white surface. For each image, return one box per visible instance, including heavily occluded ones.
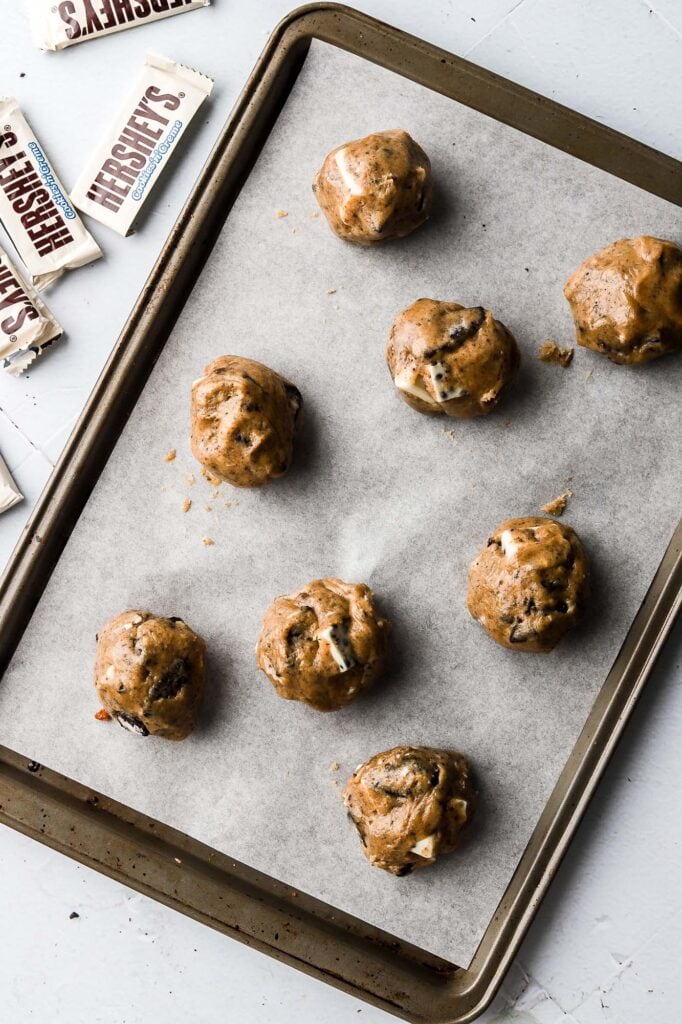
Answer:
[0,1,680,1021]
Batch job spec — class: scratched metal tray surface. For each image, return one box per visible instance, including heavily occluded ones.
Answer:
[1,6,681,1022]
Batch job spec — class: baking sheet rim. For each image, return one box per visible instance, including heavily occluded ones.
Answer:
[1,5,681,1022]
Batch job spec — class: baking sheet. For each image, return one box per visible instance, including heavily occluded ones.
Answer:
[1,41,680,968]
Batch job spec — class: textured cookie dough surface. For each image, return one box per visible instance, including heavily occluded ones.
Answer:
[564,235,682,365]
[467,517,590,652]
[256,578,390,711]
[344,746,477,876]
[313,129,432,244]
[95,611,206,740]
[386,298,521,418]
[191,356,302,487]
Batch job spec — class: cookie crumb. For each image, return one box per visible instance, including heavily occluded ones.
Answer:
[309,211,319,219]
[224,499,240,509]
[94,708,111,722]
[211,490,221,500]
[441,428,456,444]
[164,449,177,462]
[204,504,212,512]
[186,474,196,487]
[69,912,79,920]
[538,341,574,367]
[202,537,215,547]
[182,499,192,513]
[201,467,221,486]
[330,761,340,772]
[174,857,182,865]
[327,288,337,295]
[275,209,288,219]
[585,368,593,381]
[541,490,573,516]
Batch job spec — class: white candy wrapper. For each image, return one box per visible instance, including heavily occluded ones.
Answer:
[0,97,102,290]
[28,0,211,52]
[0,452,23,514]
[0,245,63,375]
[71,52,213,237]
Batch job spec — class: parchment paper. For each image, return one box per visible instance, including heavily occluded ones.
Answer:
[1,42,680,968]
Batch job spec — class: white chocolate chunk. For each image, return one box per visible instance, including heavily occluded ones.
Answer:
[334,147,363,196]
[116,715,147,736]
[500,529,520,559]
[427,363,469,402]
[394,368,437,405]
[449,798,469,823]
[410,834,438,859]
[319,622,356,672]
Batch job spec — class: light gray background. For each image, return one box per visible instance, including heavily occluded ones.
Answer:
[1,0,679,1019]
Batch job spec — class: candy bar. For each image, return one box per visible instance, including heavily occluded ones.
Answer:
[28,0,211,52]
[0,97,102,289]
[0,246,63,375]
[0,452,23,514]
[70,51,213,236]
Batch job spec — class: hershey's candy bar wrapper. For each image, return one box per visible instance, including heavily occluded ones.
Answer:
[28,0,211,52]
[0,245,63,376]
[71,52,213,237]
[0,452,24,514]
[0,97,102,290]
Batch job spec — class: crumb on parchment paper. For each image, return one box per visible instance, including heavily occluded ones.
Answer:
[541,490,573,516]
[275,209,288,219]
[309,211,319,219]
[202,537,215,547]
[538,340,574,367]
[164,449,177,462]
[94,709,111,721]
[201,467,221,486]
[327,288,337,295]
[182,499,192,513]
[330,761,340,772]
[585,368,593,381]
[186,474,196,487]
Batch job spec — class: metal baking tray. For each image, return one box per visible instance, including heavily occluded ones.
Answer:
[1,5,681,1021]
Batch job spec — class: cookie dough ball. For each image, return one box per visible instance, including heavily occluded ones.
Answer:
[387,299,520,418]
[313,129,432,245]
[564,236,682,365]
[256,578,390,711]
[95,611,206,740]
[191,356,302,488]
[344,746,476,876]
[467,517,589,652]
